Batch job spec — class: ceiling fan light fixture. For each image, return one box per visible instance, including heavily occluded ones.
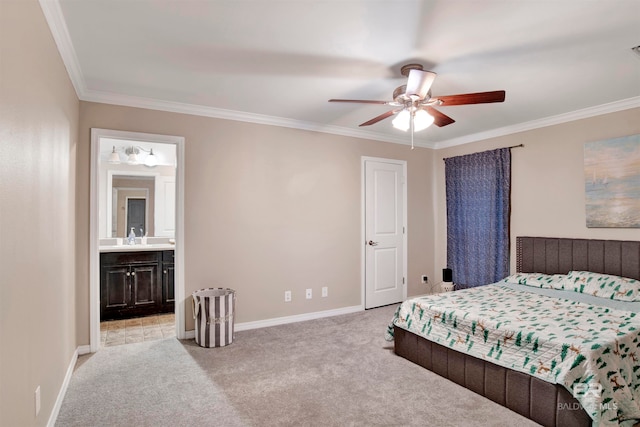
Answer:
[392,109,434,132]
[328,63,506,143]
[413,109,435,132]
[392,109,411,131]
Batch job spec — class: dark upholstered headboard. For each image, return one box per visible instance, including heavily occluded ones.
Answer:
[516,237,640,281]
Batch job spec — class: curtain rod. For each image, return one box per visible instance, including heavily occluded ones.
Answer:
[442,144,524,161]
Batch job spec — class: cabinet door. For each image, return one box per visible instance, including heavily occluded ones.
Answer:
[130,263,158,307]
[162,262,175,307]
[155,176,175,237]
[101,265,129,312]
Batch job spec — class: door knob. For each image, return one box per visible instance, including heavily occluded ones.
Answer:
[368,240,378,246]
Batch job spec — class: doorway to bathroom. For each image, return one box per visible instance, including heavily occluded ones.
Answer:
[90,128,185,352]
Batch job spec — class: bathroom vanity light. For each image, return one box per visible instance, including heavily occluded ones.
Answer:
[108,146,120,163]
[144,149,158,167]
[108,146,158,167]
[125,146,140,164]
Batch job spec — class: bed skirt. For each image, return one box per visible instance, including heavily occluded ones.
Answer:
[394,325,591,427]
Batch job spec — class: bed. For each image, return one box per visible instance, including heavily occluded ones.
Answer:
[388,237,640,427]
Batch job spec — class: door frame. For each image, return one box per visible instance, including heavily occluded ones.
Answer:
[90,128,186,352]
[360,156,407,309]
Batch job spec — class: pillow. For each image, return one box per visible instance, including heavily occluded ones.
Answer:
[503,273,566,289]
[563,271,640,301]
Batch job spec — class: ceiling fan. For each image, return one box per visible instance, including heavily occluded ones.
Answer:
[329,64,506,148]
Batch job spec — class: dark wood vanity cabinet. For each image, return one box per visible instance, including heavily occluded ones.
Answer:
[100,250,174,321]
[161,250,175,312]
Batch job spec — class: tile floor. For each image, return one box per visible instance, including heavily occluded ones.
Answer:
[100,313,175,347]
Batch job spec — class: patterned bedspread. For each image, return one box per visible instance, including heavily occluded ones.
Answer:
[387,284,640,426]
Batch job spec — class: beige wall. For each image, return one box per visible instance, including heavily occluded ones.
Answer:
[0,0,79,425]
[77,102,435,339]
[433,108,640,278]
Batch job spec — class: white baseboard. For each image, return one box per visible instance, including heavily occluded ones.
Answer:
[184,304,363,339]
[77,344,91,355]
[47,345,84,427]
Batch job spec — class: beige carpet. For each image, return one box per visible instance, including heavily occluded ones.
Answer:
[56,305,539,426]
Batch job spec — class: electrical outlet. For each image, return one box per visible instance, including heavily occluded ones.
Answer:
[35,386,41,416]
[306,288,312,299]
[321,286,328,297]
[284,291,291,302]
[421,275,428,284]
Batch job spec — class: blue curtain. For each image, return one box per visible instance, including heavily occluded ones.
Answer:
[445,148,511,288]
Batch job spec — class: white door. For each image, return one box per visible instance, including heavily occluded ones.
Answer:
[364,158,406,309]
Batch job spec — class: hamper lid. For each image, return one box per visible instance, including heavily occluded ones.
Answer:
[192,288,235,298]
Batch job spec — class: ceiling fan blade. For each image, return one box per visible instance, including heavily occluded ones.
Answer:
[425,107,455,127]
[328,99,389,105]
[436,90,506,106]
[405,69,437,99]
[359,109,400,127]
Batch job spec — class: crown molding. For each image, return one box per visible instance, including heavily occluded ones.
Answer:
[433,96,640,149]
[82,89,424,146]
[39,0,86,97]
[80,90,640,151]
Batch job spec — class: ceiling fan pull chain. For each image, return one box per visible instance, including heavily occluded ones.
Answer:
[410,110,415,150]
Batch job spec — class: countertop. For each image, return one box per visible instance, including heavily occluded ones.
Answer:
[99,244,175,253]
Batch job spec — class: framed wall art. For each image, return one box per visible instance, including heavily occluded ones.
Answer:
[584,133,640,228]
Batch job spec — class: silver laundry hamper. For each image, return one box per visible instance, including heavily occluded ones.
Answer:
[192,288,236,347]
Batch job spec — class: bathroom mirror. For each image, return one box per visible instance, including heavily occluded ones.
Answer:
[111,175,153,238]
[98,138,176,240]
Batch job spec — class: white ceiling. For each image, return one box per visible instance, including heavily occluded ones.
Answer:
[44,0,640,148]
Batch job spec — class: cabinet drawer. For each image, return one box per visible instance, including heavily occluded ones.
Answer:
[101,251,161,265]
